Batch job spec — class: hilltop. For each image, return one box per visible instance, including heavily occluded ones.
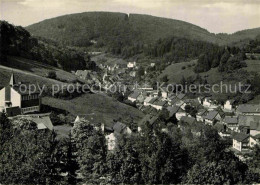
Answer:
[26,12,260,49]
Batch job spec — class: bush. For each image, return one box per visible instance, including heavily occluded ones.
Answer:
[182,66,186,70]
[47,71,57,79]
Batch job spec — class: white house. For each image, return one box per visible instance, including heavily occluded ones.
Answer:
[204,110,222,125]
[249,134,260,148]
[223,100,235,111]
[0,74,41,116]
[233,133,250,152]
[127,61,136,68]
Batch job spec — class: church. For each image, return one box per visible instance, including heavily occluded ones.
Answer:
[0,74,41,116]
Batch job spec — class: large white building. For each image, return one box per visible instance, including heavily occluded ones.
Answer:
[0,74,41,116]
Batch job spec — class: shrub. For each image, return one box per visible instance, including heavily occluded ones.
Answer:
[47,71,57,79]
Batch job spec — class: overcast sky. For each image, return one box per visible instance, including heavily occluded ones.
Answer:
[1,0,260,33]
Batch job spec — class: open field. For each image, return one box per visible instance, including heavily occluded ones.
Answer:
[4,56,82,83]
[245,60,260,74]
[158,60,222,84]
[42,93,144,127]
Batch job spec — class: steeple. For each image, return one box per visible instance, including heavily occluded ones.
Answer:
[9,73,16,86]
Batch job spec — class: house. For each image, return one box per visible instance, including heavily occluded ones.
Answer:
[138,114,159,132]
[176,93,186,100]
[0,74,41,115]
[238,115,260,134]
[144,96,153,106]
[176,107,187,120]
[236,104,260,116]
[11,113,53,130]
[75,70,91,80]
[250,121,260,136]
[214,123,231,138]
[196,109,207,122]
[127,91,141,102]
[150,63,155,67]
[180,116,196,125]
[202,97,218,109]
[105,122,132,151]
[223,100,235,111]
[233,133,250,152]
[152,100,167,110]
[222,116,238,131]
[167,105,181,118]
[127,61,136,68]
[129,71,136,77]
[74,114,104,128]
[204,110,222,125]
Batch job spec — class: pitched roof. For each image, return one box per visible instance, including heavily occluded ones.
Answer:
[5,106,21,117]
[204,110,219,121]
[238,115,260,127]
[233,133,249,142]
[13,113,53,130]
[154,100,167,106]
[237,104,260,113]
[176,93,186,100]
[222,116,238,124]
[113,122,127,134]
[250,122,260,131]
[139,114,159,126]
[167,105,180,117]
[180,116,196,125]
[197,109,207,116]
[144,96,153,103]
[129,91,140,99]
[148,97,159,104]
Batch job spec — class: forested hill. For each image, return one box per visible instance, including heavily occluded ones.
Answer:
[0,21,91,71]
[26,12,260,50]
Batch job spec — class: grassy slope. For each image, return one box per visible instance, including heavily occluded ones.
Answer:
[26,12,260,47]
[42,94,144,126]
[158,60,222,84]
[244,60,260,74]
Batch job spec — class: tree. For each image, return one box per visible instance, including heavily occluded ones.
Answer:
[47,70,57,79]
[0,117,61,184]
[72,120,108,183]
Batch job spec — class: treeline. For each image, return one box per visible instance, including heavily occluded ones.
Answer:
[194,46,247,73]
[1,113,260,184]
[144,37,221,62]
[0,21,91,71]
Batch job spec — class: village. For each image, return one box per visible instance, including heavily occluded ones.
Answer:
[1,56,259,163]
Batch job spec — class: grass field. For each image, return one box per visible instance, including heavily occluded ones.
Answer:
[5,56,81,82]
[245,60,260,74]
[158,60,222,84]
[42,93,144,127]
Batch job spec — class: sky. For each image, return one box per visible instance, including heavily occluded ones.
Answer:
[1,0,260,33]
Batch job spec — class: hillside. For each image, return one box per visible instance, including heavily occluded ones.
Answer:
[26,12,260,49]
[0,57,144,125]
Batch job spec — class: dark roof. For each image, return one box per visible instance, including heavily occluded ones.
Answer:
[180,116,196,124]
[222,116,238,124]
[233,133,249,142]
[13,113,53,130]
[129,91,141,99]
[204,111,219,121]
[154,100,167,106]
[238,115,260,127]
[113,122,127,134]
[148,97,159,104]
[139,114,159,126]
[250,122,260,131]
[237,104,260,113]
[6,106,21,117]
[176,93,186,100]
[167,106,180,117]
[197,109,207,116]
